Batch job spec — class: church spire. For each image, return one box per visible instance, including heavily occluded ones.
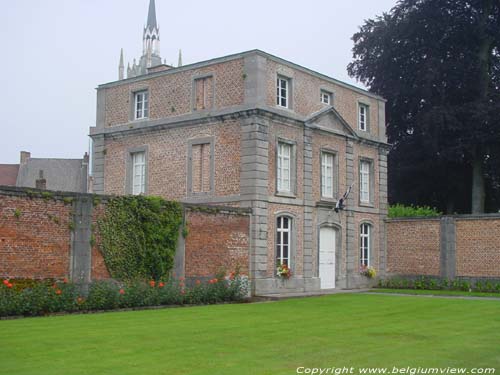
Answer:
[178,49,183,67]
[118,48,124,80]
[146,0,158,30]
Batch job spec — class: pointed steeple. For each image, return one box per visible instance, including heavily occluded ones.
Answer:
[146,0,157,30]
[118,48,124,80]
[178,49,183,67]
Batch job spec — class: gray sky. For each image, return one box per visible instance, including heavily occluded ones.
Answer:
[0,0,396,164]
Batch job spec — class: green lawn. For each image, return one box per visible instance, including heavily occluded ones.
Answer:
[369,288,500,298]
[1,294,499,375]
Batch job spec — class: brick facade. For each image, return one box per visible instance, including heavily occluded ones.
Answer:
[91,50,389,295]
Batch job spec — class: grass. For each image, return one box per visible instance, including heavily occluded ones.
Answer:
[370,288,500,298]
[1,294,499,375]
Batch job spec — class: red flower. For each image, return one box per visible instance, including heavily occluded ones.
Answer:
[52,283,57,289]
[7,283,13,289]
[119,289,125,295]
[195,280,201,285]
[158,282,165,288]
[149,280,156,287]
[209,278,217,284]
[63,278,68,284]
[77,297,84,304]
[229,272,235,280]
[55,289,62,295]
[180,290,185,295]
[179,277,185,282]
[3,279,9,286]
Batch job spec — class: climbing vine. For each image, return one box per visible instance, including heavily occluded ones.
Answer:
[97,196,183,281]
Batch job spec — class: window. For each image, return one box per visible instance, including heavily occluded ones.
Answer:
[321,152,335,198]
[277,142,292,193]
[276,76,289,108]
[360,223,371,267]
[194,76,214,111]
[134,91,149,120]
[131,151,146,195]
[321,91,331,105]
[276,216,291,267]
[191,143,211,193]
[358,103,368,131]
[359,160,371,204]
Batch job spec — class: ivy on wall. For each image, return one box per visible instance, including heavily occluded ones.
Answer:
[97,196,183,281]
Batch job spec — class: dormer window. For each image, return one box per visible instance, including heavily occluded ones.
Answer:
[358,103,369,131]
[276,76,290,108]
[321,90,332,105]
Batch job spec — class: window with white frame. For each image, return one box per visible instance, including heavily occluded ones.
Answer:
[360,223,371,267]
[277,142,292,192]
[276,216,291,267]
[321,152,335,198]
[321,91,331,105]
[358,103,368,131]
[131,151,146,195]
[359,160,371,204]
[276,76,289,108]
[134,91,149,120]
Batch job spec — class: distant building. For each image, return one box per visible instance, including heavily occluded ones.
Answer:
[0,151,89,193]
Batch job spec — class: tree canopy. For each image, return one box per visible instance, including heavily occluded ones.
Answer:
[348,0,500,213]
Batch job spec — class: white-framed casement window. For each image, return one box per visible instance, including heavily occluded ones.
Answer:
[359,160,371,204]
[321,152,335,198]
[277,142,292,192]
[134,90,149,120]
[276,216,291,267]
[320,91,331,105]
[131,151,146,195]
[276,76,289,108]
[360,223,371,267]
[358,103,368,131]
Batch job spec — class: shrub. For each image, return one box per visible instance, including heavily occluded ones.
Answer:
[388,204,442,218]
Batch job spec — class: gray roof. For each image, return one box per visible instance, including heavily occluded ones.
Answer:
[16,158,86,193]
[146,0,157,30]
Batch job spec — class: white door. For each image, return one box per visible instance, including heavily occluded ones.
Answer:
[319,227,336,289]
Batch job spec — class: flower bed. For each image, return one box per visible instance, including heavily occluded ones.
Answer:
[0,273,248,318]
[377,276,500,293]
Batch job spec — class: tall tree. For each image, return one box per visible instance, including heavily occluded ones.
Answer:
[348,0,500,213]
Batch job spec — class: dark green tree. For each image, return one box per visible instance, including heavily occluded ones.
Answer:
[348,0,500,213]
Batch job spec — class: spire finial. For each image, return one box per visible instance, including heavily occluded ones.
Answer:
[178,49,183,67]
[119,48,125,80]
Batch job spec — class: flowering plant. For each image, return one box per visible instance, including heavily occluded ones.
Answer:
[359,265,376,278]
[276,263,292,279]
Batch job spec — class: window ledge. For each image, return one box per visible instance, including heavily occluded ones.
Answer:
[359,202,375,208]
[317,199,337,207]
[275,192,296,199]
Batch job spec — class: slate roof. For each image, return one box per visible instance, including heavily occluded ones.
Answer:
[0,164,20,186]
[16,158,86,193]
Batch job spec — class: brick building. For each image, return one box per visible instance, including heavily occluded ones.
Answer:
[90,0,389,294]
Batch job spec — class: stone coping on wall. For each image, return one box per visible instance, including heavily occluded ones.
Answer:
[386,213,500,222]
[0,185,252,215]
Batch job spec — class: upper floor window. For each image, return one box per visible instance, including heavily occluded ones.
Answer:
[276,76,289,108]
[359,160,371,204]
[194,76,214,111]
[321,152,335,198]
[360,223,371,267]
[277,142,292,193]
[276,216,291,267]
[134,91,149,120]
[321,90,332,105]
[358,103,368,131]
[131,151,146,195]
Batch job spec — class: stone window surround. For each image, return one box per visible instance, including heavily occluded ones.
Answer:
[274,211,297,275]
[275,138,297,198]
[359,220,375,267]
[129,87,150,122]
[276,74,294,110]
[191,73,216,112]
[357,99,370,132]
[319,148,339,202]
[320,88,334,106]
[187,136,215,196]
[125,145,149,195]
[358,157,375,207]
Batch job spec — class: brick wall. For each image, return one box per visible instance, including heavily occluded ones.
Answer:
[386,215,500,278]
[0,187,250,282]
[184,208,250,278]
[0,192,73,279]
[386,219,441,276]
